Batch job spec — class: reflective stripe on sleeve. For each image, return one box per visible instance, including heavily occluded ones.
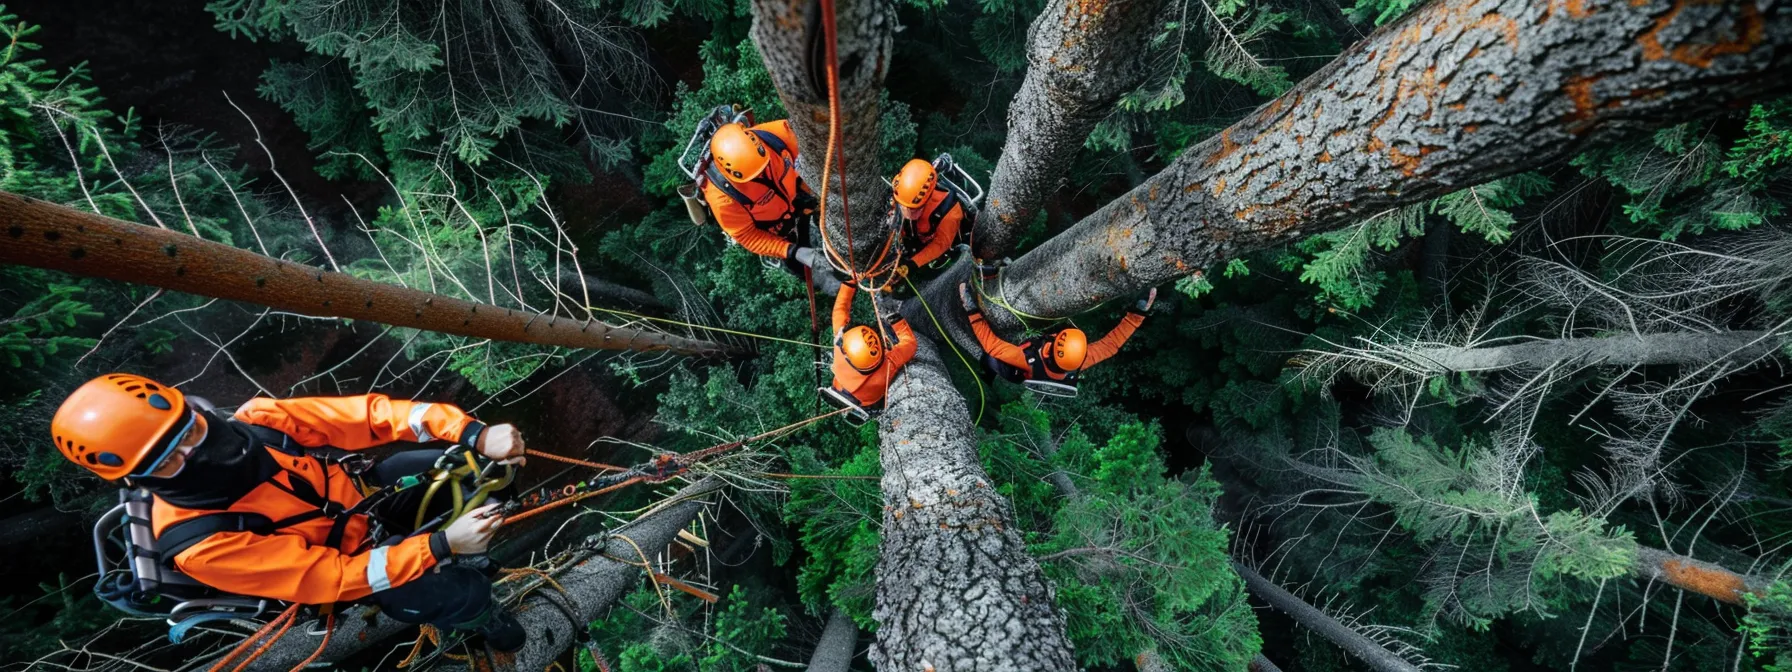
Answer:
[366,546,392,593]
[407,404,436,443]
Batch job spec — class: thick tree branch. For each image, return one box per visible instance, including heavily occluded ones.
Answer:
[1318,329,1785,376]
[751,0,896,272]
[979,0,1173,258]
[1233,562,1423,672]
[989,0,1792,332]
[0,191,737,357]
[872,339,1077,670]
[1634,545,1779,605]
[805,606,859,672]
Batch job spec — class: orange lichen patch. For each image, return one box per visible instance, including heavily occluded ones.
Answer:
[1148,183,1160,201]
[1388,145,1437,176]
[1447,102,1467,111]
[1670,2,1763,67]
[1211,178,1227,195]
[1563,74,1602,128]
[1318,151,1333,163]
[1071,0,1108,18]
[1464,124,1480,133]
[1183,182,1204,193]
[1203,131,1243,168]
[1545,0,1594,21]
[1472,12,1521,48]
[1659,558,1748,604]
[1234,205,1259,221]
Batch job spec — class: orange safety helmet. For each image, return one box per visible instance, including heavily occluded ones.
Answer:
[709,123,772,183]
[840,325,886,373]
[892,159,938,212]
[51,374,193,480]
[1046,328,1088,372]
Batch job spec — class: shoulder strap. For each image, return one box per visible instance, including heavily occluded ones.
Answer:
[752,129,789,157]
[156,512,275,568]
[930,188,961,233]
[705,163,756,208]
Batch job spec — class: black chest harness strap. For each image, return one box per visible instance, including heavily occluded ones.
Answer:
[156,428,397,568]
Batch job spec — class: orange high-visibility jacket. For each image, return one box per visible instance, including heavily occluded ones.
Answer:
[151,395,482,605]
[830,284,917,407]
[900,183,968,268]
[701,120,811,259]
[969,311,1145,381]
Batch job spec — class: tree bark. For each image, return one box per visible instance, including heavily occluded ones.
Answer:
[1352,329,1784,374]
[751,0,896,272]
[806,606,859,672]
[984,0,1792,334]
[978,0,1173,259]
[245,478,724,671]
[1233,562,1423,672]
[1633,545,1777,605]
[871,339,1077,670]
[0,191,735,358]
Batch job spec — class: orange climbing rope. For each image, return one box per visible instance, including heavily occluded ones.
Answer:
[523,448,627,472]
[814,0,902,291]
[502,408,849,524]
[283,613,334,672]
[205,602,300,672]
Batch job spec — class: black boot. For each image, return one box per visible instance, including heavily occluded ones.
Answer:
[477,610,526,653]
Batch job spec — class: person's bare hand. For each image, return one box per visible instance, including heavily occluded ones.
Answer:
[443,503,503,555]
[476,424,527,465]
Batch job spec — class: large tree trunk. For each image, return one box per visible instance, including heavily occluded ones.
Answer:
[246,478,724,671]
[871,339,1077,670]
[1233,562,1424,672]
[983,0,1792,333]
[751,0,896,273]
[1328,329,1785,375]
[1634,545,1778,605]
[978,0,1173,259]
[0,192,735,357]
[806,606,859,672]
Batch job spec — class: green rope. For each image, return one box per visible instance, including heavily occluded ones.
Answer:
[904,274,986,425]
[971,268,1061,331]
[586,306,827,350]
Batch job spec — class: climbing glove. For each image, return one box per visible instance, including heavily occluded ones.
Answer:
[1134,287,1158,314]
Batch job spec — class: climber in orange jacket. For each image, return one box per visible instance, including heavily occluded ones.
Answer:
[889,157,976,274]
[960,284,1154,395]
[52,375,529,652]
[701,120,828,279]
[821,284,917,423]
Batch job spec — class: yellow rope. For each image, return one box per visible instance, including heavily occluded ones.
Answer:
[586,306,826,349]
[612,532,672,616]
[904,274,987,424]
[972,268,1060,330]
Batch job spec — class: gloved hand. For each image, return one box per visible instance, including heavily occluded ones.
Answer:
[792,246,822,269]
[476,424,527,466]
[793,189,819,213]
[959,283,978,313]
[444,503,503,555]
[1134,287,1158,314]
